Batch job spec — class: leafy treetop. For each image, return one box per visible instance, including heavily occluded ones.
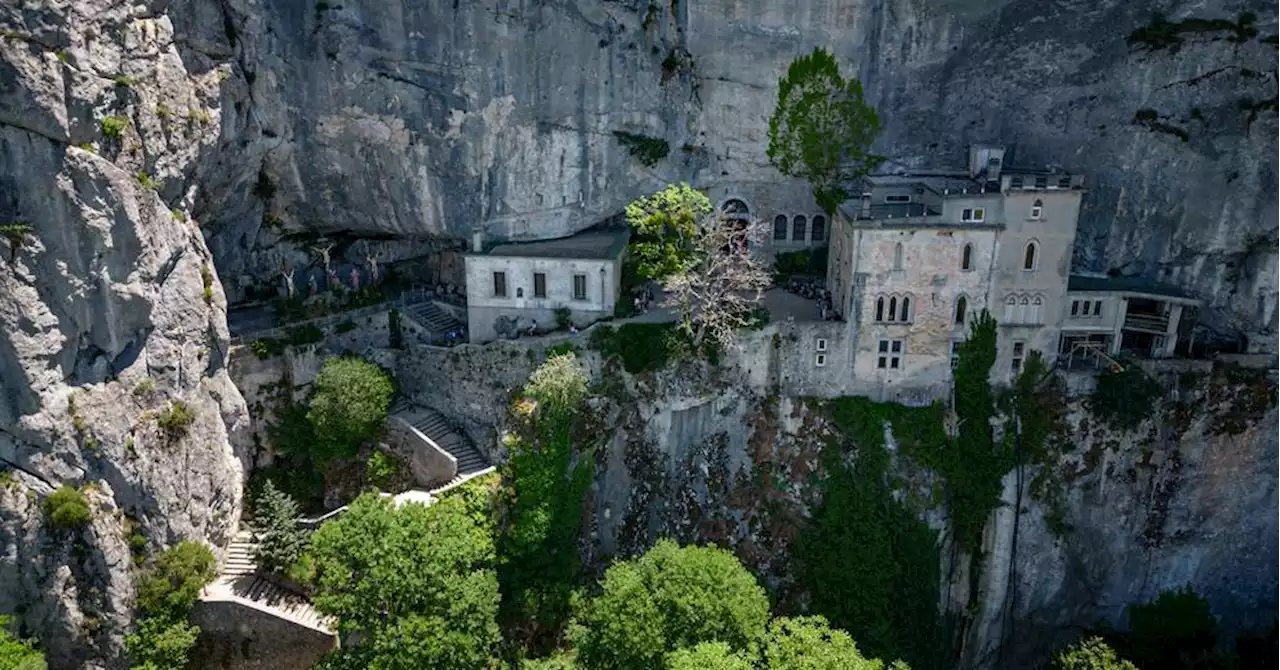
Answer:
[570,539,771,670]
[665,641,754,670]
[135,540,217,620]
[763,616,909,670]
[0,615,45,670]
[250,479,308,575]
[307,357,395,461]
[1051,637,1138,670]
[624,183,711,281]
[767,47,883,215]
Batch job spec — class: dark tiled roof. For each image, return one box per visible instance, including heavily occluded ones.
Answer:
[479,227,630,260]
[1067,274,1198,300]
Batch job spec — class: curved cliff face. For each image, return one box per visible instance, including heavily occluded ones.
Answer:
[195,0,1276,342]
[0,4,248,667]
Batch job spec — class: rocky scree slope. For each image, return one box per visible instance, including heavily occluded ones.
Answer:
[0,4,248,668]
[173,0,1277,346]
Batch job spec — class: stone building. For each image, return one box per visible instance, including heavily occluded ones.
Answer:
[463,226,629,343]
[823,144,1201,400]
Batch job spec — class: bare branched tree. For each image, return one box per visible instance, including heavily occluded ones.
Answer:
[663,214,772,351]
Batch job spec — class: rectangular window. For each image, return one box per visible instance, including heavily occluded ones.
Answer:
[1010,176,1024,189]
[572,274,587,301]
[773,216,787,241]
[1058,176,1071,188]
[815,354,827,367]
[1093,300,1103,317]
[877,339,903,370]
[1034,176,1048,189]
[533,272,546,298]
[972,208,985,221]
[962,208,972,221]
[950,341,961,369]
[811,216,826,241]
[492,271,507,298]
[1012,341,1025,374]
[890,340,902,369]
[1070,300,1080,316]
[885,195,911,203]
[792,217,806,241]
[816,338,828,352]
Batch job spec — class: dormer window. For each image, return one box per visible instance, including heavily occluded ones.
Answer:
[1030,199,1043,220]
[1057,175,1071,188]
[1034,176,1048,189]
[961,208,985,222]
[1010,176,1024,189]
[885,195,911,204]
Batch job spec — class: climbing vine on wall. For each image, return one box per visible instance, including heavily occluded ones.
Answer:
[613,131,670,167]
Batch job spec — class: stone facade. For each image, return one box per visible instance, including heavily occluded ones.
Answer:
[463,229,628,343]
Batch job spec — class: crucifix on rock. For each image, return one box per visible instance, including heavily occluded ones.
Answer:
[314,239,335,288]
[279,261,295,299]
[363,240,384,285]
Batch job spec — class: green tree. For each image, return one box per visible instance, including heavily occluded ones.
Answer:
[623,183,710,281]
[135,541,217,619]
[767,47,883,214]
[1124,587,1219,669]
[42,486,91,530]
[307,357,395,461]
[124,617,201,670]
[665,642,754,670]
[250,479,308,575]
[308,493,499,669]
[497,353,594,652]
[570,539,771,670]
[1052,637,1139,670]
[763,616,908,670]
[0,616,45,670]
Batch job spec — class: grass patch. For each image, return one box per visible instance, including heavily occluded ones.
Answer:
[43,485,92,530]
[156,400,197,439]
[101,115,128,139]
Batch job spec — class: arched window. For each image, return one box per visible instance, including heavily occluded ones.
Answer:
[1023,242,1038,270]
[1030,199,1043,220]
[773,215,788,241]
[722,199,750,217]
[961,243,973,271]
[1031,296,1044,323]
[1018,296,1030,323]
[888,296,898,322]
[875,297,885,322]
[900,296,911,322]
[811,215,826,241]
[893,243,904,270]
[792,215,807,241]
[1003,295,1017,323]
[955,296,968,326]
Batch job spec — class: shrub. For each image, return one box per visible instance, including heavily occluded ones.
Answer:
[136,171,158,190]
[570,539,771,670]
[613,131,670,167]
[135,540,216,619]
[250,479,308,575]
[1123,587,1218,669]
[0,615,45,670]
[365,450,398,490]
[1051,637,1137,670]
[43,486,91,530]
[155,401,196,438]
[1088,363,1162,431]
[250,338,285,359]
[200,265,214,304]
[589,322,679,374]
[101,115,128,139]
[132,378,155,397]
[307,357,394,461]
[553,306,572,330]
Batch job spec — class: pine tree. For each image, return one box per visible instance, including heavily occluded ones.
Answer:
[251,479,307,574]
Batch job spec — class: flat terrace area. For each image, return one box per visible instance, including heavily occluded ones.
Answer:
[480,228,630,260]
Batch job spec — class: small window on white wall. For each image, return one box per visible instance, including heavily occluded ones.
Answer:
[1023,242,1039,270]
[1030,199,1043,220]
[961,244,973,271]
[955,296,968,326]
[962,208,985,222]
[816,338,828,352]
[893,243,904,270]
[815,354,827,367]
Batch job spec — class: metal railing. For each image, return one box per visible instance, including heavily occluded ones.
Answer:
[1123,313,1169,333]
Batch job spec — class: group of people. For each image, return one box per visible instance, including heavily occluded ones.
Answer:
[632,285,656,314]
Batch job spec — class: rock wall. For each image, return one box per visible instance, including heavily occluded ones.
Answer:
[0,4,249,668]
[179,0,1278,344]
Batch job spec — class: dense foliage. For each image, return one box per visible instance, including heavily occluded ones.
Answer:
[793,397,945,669]
[763,616,909,670]
[250,479,308,575]
[589,322,681,374]
[0,616,45,670]
[1053,637,1139,670]
[1088,363,1163,431]
[623,183,709,281]
[1122,587,1219,669]
[665,642,754,670]
[570,539,772,670]
[308,493,499,669]
[766,47,883,214]
[42,486,90,530]
[498,353,595,653]
[127,541,216,670]
[307,357,395,460]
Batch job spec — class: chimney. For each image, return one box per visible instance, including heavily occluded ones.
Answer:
[471,231,483,253]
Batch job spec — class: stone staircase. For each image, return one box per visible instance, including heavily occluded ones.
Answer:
[390,399,495,490]
[201,531,333,634]
[402,300,464,341]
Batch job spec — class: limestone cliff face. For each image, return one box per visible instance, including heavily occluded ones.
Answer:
[189,0,1277,344]
[384,332,1278,668]
[0,4,248,668]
